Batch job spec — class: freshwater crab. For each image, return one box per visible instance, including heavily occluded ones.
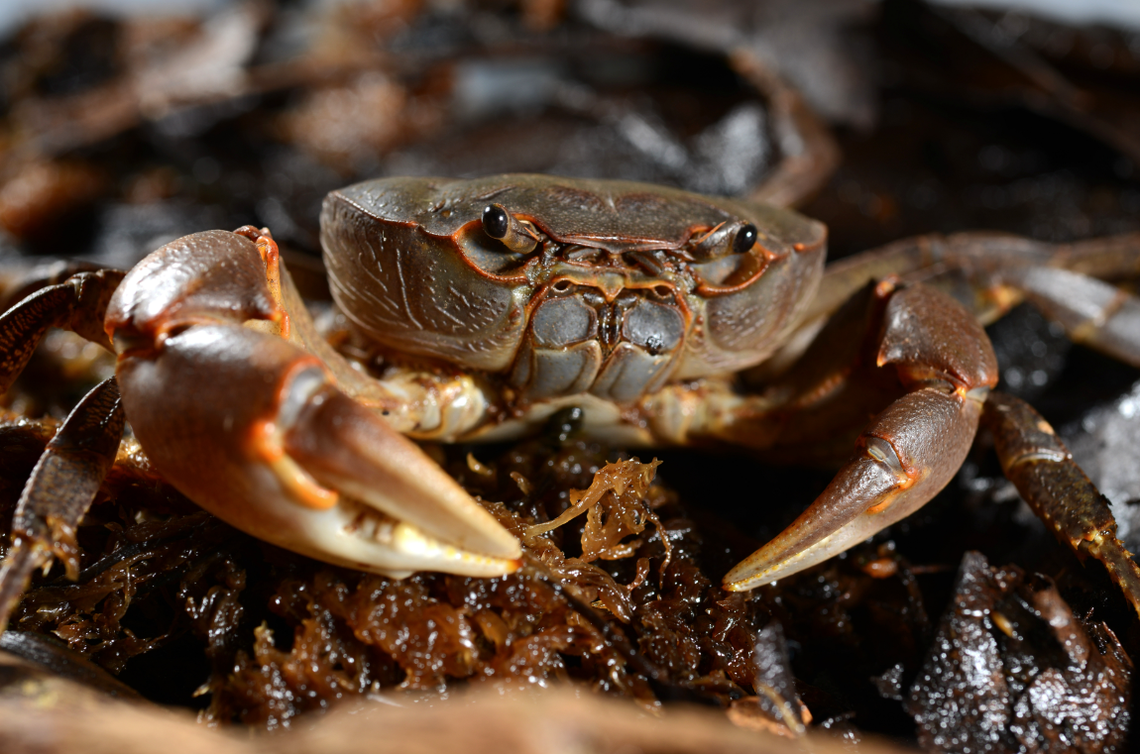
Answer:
[1,174,1139,622]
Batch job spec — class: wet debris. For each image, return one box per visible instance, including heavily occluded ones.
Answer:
[0,426,812,733]
[907,551,1131,754]
[193,450,809,729]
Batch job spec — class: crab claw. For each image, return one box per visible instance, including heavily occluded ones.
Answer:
[107,230,521,578]
[724,385,987,589]
[724,284,998,590]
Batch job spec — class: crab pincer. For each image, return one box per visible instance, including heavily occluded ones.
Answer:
[723,281,998,590]
[105,228,521,577]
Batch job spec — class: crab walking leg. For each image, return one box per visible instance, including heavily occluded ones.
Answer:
[761,232,1140,379]
[0,259,109,311]
[999,266,1140,369]
[723,283,998,590]
[983,391,1140,618]
[107,229,520,578]
[0,269,124,393]
[0,378,124,631]
[806,231,1140,327]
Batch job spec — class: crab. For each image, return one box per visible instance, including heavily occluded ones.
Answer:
[1,174,1139,625]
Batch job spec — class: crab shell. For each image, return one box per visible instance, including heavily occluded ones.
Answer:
[321,176,827,402]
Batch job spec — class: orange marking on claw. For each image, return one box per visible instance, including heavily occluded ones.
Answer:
[257,233,292,340]
[249,419,284,462]
[865,459,918,515]
[237,225,291,340]
[248,419,339,510]
[866,498,895,515]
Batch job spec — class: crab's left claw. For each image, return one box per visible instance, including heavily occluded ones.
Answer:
[724,284,998,590]
[107,229,521,578]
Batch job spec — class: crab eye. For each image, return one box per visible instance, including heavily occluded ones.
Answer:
[733,223,758,254]
[689,221,768,290]
[690,220,759,260]
[481,203,538,254]
[482,204,510,239]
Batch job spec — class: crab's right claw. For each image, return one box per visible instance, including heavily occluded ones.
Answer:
[117,328,520,577]
[107,230,521,578]
[724,284,999,591]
